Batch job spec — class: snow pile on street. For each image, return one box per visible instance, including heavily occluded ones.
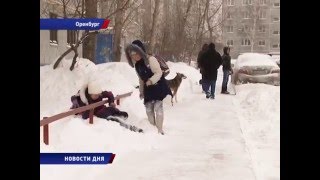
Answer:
[236,53,277,68]
[40,58,97,118]
[95,62,139,94]
[234,84,280,180]
[40,58,139,119]
[166,61,201,83]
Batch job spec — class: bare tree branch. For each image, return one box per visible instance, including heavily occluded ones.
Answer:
[81,0,85,17]
[188,0,208,60]
[72,0,83,17]
[203,14,228,35]
[122,14,135,33]
[40,3,50,17]
[122,1,142,25]
[53,31,98,70]
[206,0,223,40]
[105,0,131,19]
[107,0,117,17]
[208,2,222,20]
[182,0,193,23]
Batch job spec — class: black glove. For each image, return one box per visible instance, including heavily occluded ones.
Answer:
[70,99,80,109]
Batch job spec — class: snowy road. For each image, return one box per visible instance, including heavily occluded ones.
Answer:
[40,61,279,180]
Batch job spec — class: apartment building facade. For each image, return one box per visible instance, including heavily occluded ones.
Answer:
[40,0,83,65]
[222,0,280,58]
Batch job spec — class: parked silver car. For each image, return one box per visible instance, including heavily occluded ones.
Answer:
[232,53,280,86]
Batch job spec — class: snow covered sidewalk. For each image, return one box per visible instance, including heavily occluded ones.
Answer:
[100,93,257,180]
[40,92,257,180]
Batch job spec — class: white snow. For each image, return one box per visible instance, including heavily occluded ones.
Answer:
[234,84,280,180]
[236,53,278,68]
[40,59,279,180]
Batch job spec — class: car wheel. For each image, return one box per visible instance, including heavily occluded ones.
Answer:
[239,79,248,84]
[274,81,280,86]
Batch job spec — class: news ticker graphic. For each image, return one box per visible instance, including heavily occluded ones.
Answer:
[40,153,116,165]
[40,19,110,30]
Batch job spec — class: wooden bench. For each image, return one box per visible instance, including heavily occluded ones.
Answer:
[40,92,133,145]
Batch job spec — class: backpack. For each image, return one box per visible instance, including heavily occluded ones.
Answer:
[151,54,170,77]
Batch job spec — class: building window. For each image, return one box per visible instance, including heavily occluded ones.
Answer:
[241,39,251,46]
[272,43,280,49]
[244,25,252,32]
[258,10,267,19]
[227,0,235,6]
[67,30,77,45]
[258,40,266,46]
[243,0,252,5]
[273,30,280,35]
[227,40,234,46]
[226,26,233,33]
[274,2,280,7]
[273,17,280,22]
[243,11,251,19]
[260,0,267,5]
[227,13,232,19]
[49,13,58,44]
[259,25,266,33]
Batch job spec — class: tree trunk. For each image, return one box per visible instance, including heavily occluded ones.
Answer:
[189,1,207,64]
[62,0,67,18]
[142,0,152,43]
[113,0,125,62]
[83,0,97,62]
[149,0,161,54]
[175,0,193,60]
[160,0,170,53]
[204,0,213,40]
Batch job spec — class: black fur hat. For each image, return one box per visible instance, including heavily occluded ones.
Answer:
[132,40,146,53]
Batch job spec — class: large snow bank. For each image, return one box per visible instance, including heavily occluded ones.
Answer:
[40,58,138,119]
[40,58,97,118]
[234,84,280,180]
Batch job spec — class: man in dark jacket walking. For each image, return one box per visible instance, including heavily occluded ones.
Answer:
[198,43,222,99]
[197,43,208,92]
[221,47,233,94]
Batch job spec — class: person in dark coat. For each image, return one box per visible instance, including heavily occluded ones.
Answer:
[221,47,233,94]
[70,80,143,133]
[125,40,172,135]
[197,43,208,92]
[199,42,222,99]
